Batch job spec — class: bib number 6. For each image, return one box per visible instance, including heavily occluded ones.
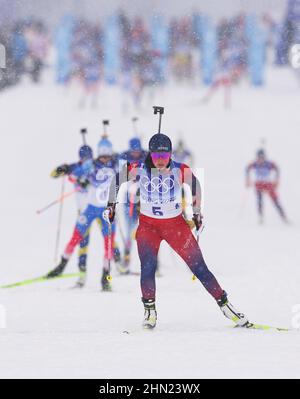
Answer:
[152,206,163,216]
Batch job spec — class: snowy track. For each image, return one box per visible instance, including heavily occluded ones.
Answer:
[1,68,300,378]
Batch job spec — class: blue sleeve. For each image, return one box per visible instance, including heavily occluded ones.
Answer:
[69,162,93,179]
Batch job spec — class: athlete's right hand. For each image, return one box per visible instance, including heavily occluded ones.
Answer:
[192,213,203,231]
[104,203,116,223]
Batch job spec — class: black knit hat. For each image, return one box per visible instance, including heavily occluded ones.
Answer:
[148,133,172,152]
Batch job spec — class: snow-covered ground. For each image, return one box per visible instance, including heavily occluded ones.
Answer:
[1,68,300,378]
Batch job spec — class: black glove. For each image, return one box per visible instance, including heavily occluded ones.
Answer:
[77,178,90,189]
[192,213,203,231]
[51,164,69,178]
[105,203,116,223]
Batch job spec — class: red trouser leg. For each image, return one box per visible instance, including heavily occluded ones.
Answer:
[137,214,224,301]
[136,218,162,300]
[256,182,286,220]
[267,185,286,219]
[160,216,224,300]
[256,188,263,216]
[64,228,84,259]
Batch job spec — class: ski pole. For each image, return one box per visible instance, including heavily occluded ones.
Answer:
[107,219,113,282]
[117,214,127,247]
[153,106,164,134]
[36,188,78,215]
[103,209,113,281]
[53,177,65,263]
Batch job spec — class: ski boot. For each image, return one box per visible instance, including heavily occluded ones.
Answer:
[101,269,112,292]
[74,264,86,288]
[217,291,249,327]
[142,298,157,329]
[117,249,130,275]
[46,256,68,278]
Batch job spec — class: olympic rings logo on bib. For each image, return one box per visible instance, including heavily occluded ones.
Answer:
[141,175,175,194]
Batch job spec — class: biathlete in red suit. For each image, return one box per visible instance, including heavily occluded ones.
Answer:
[105,132,249,329]
[246,149,288,224]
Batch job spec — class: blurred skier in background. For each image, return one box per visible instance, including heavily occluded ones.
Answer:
[202,14,247,108]
[50,143,94,285]
[71,21,103,109]
[169,17,194,82]
[246,149,288,224]
[47,137,121,291]
[25,21,49,83]
[10,22,28,84]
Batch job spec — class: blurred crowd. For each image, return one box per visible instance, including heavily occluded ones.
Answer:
[61,11,281,108]
[0,18,49,91]
[0,9,299,93]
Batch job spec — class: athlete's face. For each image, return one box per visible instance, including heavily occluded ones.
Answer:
[151,152,171,170]
[257,154,265,163]
[98,155,112,164]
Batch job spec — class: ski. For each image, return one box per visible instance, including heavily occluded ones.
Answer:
[0,272,83,289]
[122,327,155,334]
[232,322,291,332]
[116,271,161,277]
[123,323,293,335]
[116,271,140,277]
